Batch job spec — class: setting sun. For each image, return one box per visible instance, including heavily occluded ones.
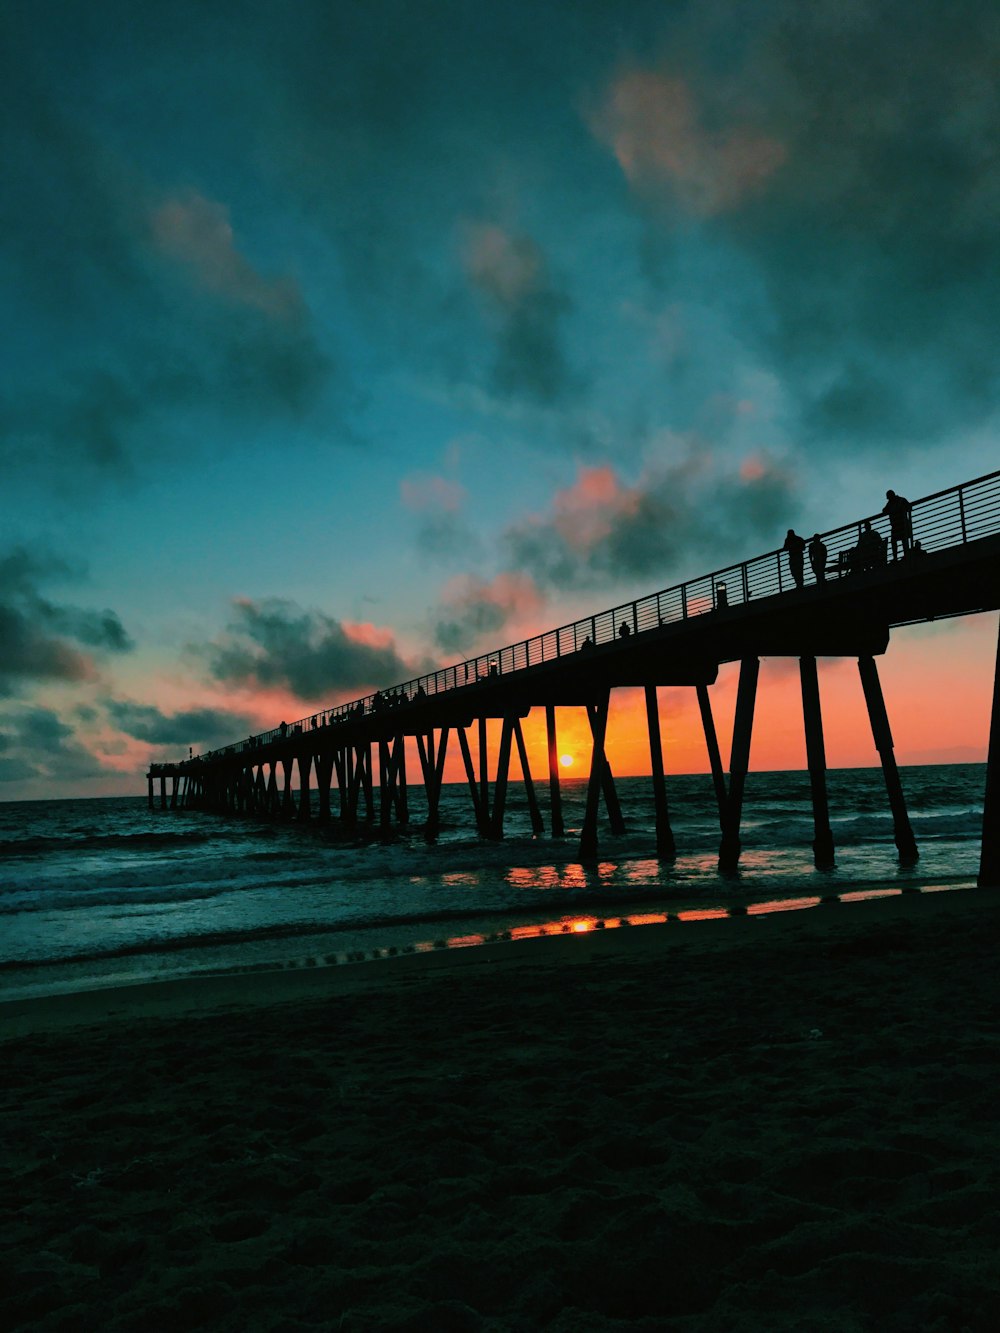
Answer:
[559,753,574,768]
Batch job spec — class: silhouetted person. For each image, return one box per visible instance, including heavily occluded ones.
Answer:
[808,533,827,583]
[280,720,287,739]
[882,489,913,558]
[618,620,631,638]
[783,529,806,588]
[857,519,886,570]
[910,539,926,557]
[580,634,594,652]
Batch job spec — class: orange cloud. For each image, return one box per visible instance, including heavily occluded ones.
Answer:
[441,571,544,619]
[342,621,397,650]
[589,69,786,216]
[550,464,642,551]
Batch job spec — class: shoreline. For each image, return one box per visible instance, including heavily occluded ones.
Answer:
[0,865,979,1010]
[0,880,989,1038]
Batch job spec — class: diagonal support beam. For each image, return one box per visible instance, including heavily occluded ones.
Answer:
[858,655,918,864]
[586,701,626,835]
[719,657,759,871]
[697,682,727,826]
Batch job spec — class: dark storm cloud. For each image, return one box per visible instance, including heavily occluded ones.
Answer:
[106,700,257,747]
[594,0,1000,445]
[0,548,133,696]
[204,598,432,699]
[256,4,598,407]
[0,12,335,476]
[0,707,107,782]
[461,225,576,404]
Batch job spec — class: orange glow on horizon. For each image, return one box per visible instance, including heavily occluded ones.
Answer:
[417,615,996,787]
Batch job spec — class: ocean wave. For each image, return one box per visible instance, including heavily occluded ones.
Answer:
[0,829,218,857]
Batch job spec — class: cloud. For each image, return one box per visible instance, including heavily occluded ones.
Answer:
[461,223,576,403]
[0,707,107,783]
[502,450,797,591]
[105,699,259,747]
[0,548,133,696]
[588,69,786,216]
[150,192,303,320]
[400,472,480,562]
[203,597,431,699]
[434,572,545,653]
[588,3,1000,444]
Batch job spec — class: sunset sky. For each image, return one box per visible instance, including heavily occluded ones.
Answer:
[3,0,999,800]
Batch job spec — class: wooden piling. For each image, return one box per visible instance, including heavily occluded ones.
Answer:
[719,657,759,871]
[644,684,676,860]
[799,656,835,866]
[858,654,918,864]
[545,705,565,837]
[978,616,1000,886]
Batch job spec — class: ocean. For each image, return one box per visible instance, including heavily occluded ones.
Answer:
[0,763,987,1003]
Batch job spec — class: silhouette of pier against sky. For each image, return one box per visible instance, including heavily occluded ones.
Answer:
[149,468,1000,883]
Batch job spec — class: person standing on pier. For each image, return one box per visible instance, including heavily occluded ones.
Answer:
[808,533,828,583]
[882,489,913,558]
[783,529,806,588]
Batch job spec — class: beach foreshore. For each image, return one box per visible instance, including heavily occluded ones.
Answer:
[4,887,1000,1330]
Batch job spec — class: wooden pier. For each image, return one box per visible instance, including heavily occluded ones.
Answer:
[148,469,1000,882]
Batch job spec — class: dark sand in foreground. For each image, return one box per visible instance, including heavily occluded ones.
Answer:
[3,888,1000,1331]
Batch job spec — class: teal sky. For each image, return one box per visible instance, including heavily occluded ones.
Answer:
[3,0,999,797]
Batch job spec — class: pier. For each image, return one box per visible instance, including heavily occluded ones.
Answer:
[148,469,1000,882]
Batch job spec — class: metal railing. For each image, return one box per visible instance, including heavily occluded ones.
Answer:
[196,468,1000,763]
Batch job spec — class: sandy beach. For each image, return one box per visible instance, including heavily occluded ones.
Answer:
[3,886,1000,1331]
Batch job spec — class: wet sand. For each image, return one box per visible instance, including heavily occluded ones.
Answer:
[3,887,1000,1331]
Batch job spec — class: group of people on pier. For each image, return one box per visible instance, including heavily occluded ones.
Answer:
[783,488,916,588]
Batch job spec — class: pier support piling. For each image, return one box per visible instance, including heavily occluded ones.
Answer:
[644,684,676,860]
[297,752,312,821]
[697,682,727,827]
[978,616,1000,886]
[799,655,835,867]
[514,717,545,836]
[719,657,759,872]
[587,702,626,835]
[490,717,515,839]
[457,725,487,834]
[545,705,565,837]
[858,654,918,864]
[580,690,611,862]
[478,716,490,826]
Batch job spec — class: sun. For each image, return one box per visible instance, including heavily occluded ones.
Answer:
[559,753,574,768]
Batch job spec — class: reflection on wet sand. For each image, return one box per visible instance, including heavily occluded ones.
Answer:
[319,884,964,970]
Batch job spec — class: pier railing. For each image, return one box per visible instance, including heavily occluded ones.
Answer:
[196,467,1000,763]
